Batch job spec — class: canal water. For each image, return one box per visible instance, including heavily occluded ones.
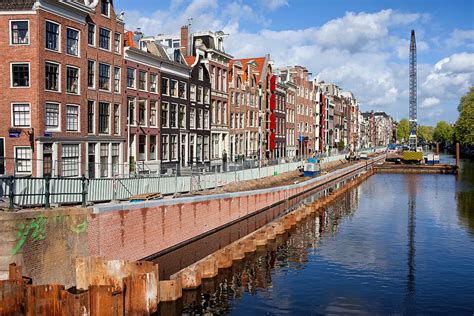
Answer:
[160,156,474,315]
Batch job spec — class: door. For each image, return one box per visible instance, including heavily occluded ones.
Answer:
[43,143,53,177]
[88,143,96,179]
[181,134,187,166]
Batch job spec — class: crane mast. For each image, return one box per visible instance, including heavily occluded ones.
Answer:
[409,30,418,151]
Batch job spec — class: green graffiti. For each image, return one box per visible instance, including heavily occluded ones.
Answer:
[11,213,88,256]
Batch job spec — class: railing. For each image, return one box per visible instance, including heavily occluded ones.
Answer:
[0,161,304,211]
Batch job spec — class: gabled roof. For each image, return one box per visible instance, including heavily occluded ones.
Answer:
[231,56,268,83]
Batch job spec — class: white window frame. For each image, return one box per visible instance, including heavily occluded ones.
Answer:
[150,73,158,94]
[88,23,96,47]
[161,102,169,128]
[98,27,111,52]
[45,20,61,53]
[138,70,147,92]
[10,62,30,88]
[66,104,80,132]
[87,100,95,134]
[11,103,31,128]
[66,26,80,57]
[45,102,61,132]
[61,144,80,177]
[150,101,158,127]
[114,66,121,93]
[9,20,30,46]
[170,79,178,97]
[127,67,136,89]
[66,65,80,95]
[14,146,32,174]
[161,134,169,161]
[101,0,110,18]
[98,62,111,92]
[113,104,121,135]
[88,59,96,89]
[45,61,61,92]
[114,32,121,54]
[162,77,169,96]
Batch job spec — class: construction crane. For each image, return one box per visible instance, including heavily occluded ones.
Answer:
[409,30,417,152]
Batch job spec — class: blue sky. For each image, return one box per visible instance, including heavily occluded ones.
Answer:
[114,0,474,126]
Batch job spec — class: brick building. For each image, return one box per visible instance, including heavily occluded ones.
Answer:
[0,0,126,177]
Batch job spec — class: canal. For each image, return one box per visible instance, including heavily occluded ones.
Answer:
[159,156,474,315]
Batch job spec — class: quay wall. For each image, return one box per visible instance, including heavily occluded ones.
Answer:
[0,156,383,287]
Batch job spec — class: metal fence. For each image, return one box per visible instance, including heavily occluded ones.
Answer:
[0,161,303,210]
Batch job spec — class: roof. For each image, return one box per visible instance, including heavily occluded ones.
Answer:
[231,56,267,82]
[0,0,35,10]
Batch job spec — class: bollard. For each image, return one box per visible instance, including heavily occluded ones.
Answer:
[436,142,440,155]
[159,279,182,302]
[171,267,201,290]
[456,143,460,168]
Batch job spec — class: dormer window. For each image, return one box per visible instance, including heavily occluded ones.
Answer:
[198,66,204,81]
[101,0,110,17]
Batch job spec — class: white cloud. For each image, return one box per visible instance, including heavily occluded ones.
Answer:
[119,2,472,125]
[421,97,440,108]
[448,29,474,48]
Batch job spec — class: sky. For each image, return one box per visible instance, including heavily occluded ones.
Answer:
[114,0,474,126]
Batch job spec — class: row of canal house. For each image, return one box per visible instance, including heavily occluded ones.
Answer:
[0,0,393,178]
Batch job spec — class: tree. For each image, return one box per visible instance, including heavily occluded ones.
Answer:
[417,125,434,143]
[397,118,410,143]
[454,87,474,146]
[433,121,454,145]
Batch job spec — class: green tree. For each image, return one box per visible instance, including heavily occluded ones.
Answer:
[417,125,434,143]
[454,87,474,146]
[397,118,410,143]
[433,121,454,145]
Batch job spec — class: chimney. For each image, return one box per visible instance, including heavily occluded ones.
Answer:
[180,25,189,57]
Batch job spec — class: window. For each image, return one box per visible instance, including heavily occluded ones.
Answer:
[179,105,186,128]
[138,135,146,161]
[45,21,59,51]
[150,74,157,93]
[15,147,32,173]
[204,88,210,103]
[197,109,203,129]
[112,143,120,176]
[99,102,109,133]
[11,21,29,45]
[113,104,120,135]
[11,63,29,87]
[99,27,110,50]
[223,103,227,124]
[170,80,177,97]
[198,66,204,81]
[114,67,120,93]
[100,143,108,177]
[139,100,146,125]
[197,86,203,103]
[139,71,147,91]
[88,101,95,133]
[101,0,110,16]
[62,144,80,177]
[178,82,186,99]
[66,105,79,131]
[203,136,209,161]
[66,66,79,94]
[88,60,95,88]
[128,98,135,125]
[150,136,157,160]
[161,135,169,161]
[45,62,59,91]
[12,103,30,127]
[150,101,157,126]
[204,110,209,129]
[114,32,121,54]
[170,104,177,128]
[88,23,95,46]
[45,103,60,131]
[161,77,169,95]
[190,84,196,101]
[127,68,135,88]
[99,63,110,90]
[189,108,195,129]
[170,135,178,160]
[161,102,169,127]
[66,28,79,56]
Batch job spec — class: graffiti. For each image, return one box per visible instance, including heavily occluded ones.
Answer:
[11,213,88,255]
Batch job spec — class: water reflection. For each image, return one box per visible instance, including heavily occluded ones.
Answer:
[157,189,360,315]
[405,174,417,309]
[456,159,474,236]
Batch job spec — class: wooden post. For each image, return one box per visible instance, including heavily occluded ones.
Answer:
[435,142,439,155]
[456,143,460,168]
